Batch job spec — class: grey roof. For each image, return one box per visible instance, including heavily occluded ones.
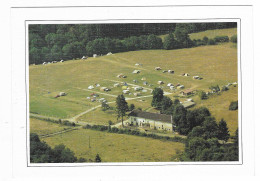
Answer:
[182,101,196,108]
[129,110,172,123]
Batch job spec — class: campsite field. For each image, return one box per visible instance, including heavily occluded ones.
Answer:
[30,28,238,135]
[42,128,184,162]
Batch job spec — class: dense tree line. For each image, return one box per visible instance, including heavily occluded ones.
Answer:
[29,23,236,64]
[151,87,238,161]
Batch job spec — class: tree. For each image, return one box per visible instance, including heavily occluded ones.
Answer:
[198,91,207,100]
[217,119,230,143]
[208,39,216,45]
[201,117,219,139]
[161,96,173,114]
[116,94,128,127]
[229,101,238,110]
[151,88,164,109]
[202,36,209,44]
[95,154,102,162]
[163,32,176,50]
[129,104,135,111]
[231,34,237,43]
[51,144,77,163]
[146,34,163,49]
[101,101,110,111]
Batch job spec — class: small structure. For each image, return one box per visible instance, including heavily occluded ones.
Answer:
[123,82,128,86]
[60,60,64,63]
[100,87,110,91]
[81,56,88,59]
[182,101,196,109]
[123,90,130,94]
[134,86,143,91]
[99,98,106,102]
[180,89,193,96]
[93,54,98,58]
[52,61,57,63]
[141,77,146,81]
[177,85,185,89]
[59,92,66,96]
[157,81,164,85]
[162,70,167,73]
[134,92,141,96]
[182,73,189,76]
[95,84,100,87]
[122,86,128,90]
[114,83,120,87]
[167,83,173,87]
[135,63,142,66]
[117,74,127,78]
[133,80,137,83]
[187,98,193,102]
[43,62,47,65]
[168,70,174,74]
[107,52,113,56]
[143,81,148,85]
[128,110,175,132]
[155,67,161,70]
[132,70,141,74]
[88,85,94,90]
[193,76,202,80]
[170,86,175,90]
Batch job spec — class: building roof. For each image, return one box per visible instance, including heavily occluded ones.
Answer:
[181,89,193,94]
[182,101,196,108]
[129,110,172,123]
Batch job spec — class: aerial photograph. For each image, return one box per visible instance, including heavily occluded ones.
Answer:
[29,22,239,163]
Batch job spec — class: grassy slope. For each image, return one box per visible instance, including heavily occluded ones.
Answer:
[42,128,184,162]
[30,118,71,135]
[189,28,237,40]
[159,28,237,41]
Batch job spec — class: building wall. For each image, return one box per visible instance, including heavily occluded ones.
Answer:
[129,116,173,132]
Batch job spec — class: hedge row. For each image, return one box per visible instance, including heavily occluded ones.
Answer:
[83,124,186,143]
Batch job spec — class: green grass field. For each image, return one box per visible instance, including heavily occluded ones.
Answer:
[30,118,71,135]
[159,28,237,41]
[42,128,184,162]
[30,28,238,135]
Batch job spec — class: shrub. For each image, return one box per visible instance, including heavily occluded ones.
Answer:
[198,91,208,100]
[214,36,229,43]
[231,34,237,43]
[208,39,216,45]
[221,85,229,92]
[229,101,238,110]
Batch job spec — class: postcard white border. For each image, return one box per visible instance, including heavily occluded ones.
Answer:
[10,5,254,179]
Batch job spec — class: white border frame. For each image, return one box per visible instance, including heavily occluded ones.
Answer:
[10,5,254,179]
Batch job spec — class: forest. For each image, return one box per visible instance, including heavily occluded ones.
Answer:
[29,22,237,64]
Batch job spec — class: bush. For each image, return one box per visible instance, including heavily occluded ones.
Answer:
[231,34,237,43]
[198,91,208,100]
[229,101,238,110]
[208,39,216,45]
[221,85,229,92]
[214,36,229,43]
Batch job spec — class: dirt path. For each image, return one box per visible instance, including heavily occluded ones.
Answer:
[39,127,80,138]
